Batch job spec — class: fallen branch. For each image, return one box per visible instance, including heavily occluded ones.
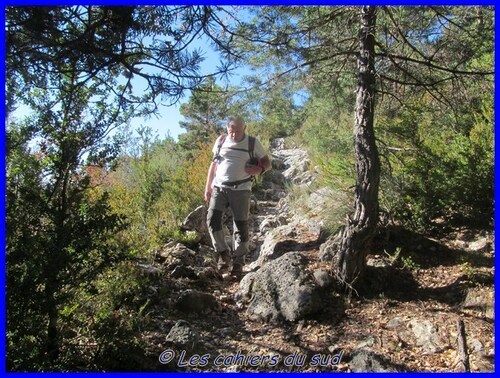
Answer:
[456,319,471,372]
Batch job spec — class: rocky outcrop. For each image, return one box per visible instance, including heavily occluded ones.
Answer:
[407,319,447,353]
[181,205,210,245]
[156,242,215,274]
[248,224,304,269]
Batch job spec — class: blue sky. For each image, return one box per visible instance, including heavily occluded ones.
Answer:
[129,28,252,141]
[5,7,252,143]
[130,99,185,141]
[7,3,495,142]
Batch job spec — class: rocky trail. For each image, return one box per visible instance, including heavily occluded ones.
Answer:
[135,139,494,373]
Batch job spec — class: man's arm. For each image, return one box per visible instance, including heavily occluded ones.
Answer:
[260,155,271,173]
[204,161,217,202]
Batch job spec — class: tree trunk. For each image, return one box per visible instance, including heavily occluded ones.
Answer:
[45,279,60,362]
[334,6,380,289]
[45,168,70,364]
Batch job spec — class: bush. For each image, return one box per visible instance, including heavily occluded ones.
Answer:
[58,261,158,371]
[104,133,213,253]
[378,96,494,231]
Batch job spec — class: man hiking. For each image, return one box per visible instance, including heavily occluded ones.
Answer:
[204,116,271,279]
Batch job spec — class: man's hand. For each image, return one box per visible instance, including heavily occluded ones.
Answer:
[244,163,263,176]
[204,162,217,202]
[245,156,270,176]
[204,188,212,203]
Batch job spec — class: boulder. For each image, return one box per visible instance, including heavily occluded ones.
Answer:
[165,320,199,350]
[385,317,447,354]
[349,350,399,372]
[181,205,211,245]
[171,265,198,279]
[158,243,203,269]
[235,252,325,322]
[467,237,490,252]
[280,150,310,181]
[249,224,302,269]
[175,289,219,314]
[135,263,163,276]
[263,169,287,187]
[408,319,447,353]
[462,286,494,319]
[313,269,333,288]
[181,205,207,233]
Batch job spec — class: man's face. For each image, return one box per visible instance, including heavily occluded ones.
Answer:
[227,121,246,142]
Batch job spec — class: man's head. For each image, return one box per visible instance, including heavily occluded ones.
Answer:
[227,116,246,142]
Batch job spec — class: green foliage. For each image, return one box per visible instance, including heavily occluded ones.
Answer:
[56,261,157,371]
[105,129,212,252]
[6,6,234,115]
[295,84,356,200]
[157,140,213,227]
[6,34,130,369]
[231,5,494,235]
[247,79,304,142]
[178,77,231,152]
[385,248,420,272]
[6,117,127,370]
[105,128,177,251]
[378,92,493,231]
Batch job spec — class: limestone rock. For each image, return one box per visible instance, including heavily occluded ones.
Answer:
[181,205,211,245]
[349,350,400,372]
[236,252,325,322]
[249,224,303,269]
[165,320,199,350]
[462,286,494,319]
[171,265,197,279]
[408,319,447,353]
[313,269,333,288]
[467,237,490,252]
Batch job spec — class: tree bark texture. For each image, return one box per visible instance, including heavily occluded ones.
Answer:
[334,6,380,288]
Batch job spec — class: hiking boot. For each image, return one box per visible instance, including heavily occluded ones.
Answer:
[217,250,232,273]
[230,264,244,280]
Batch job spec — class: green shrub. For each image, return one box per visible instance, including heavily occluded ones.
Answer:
[378,95,493,232]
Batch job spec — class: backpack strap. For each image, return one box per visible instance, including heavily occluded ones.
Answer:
[213,134,227,163]
[248,136,255,159]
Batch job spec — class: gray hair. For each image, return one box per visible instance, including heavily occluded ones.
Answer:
[227,116,245,128]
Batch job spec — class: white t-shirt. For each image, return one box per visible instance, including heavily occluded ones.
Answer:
[212,134,267,190]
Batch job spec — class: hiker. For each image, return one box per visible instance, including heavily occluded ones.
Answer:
[204,116,271,279]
